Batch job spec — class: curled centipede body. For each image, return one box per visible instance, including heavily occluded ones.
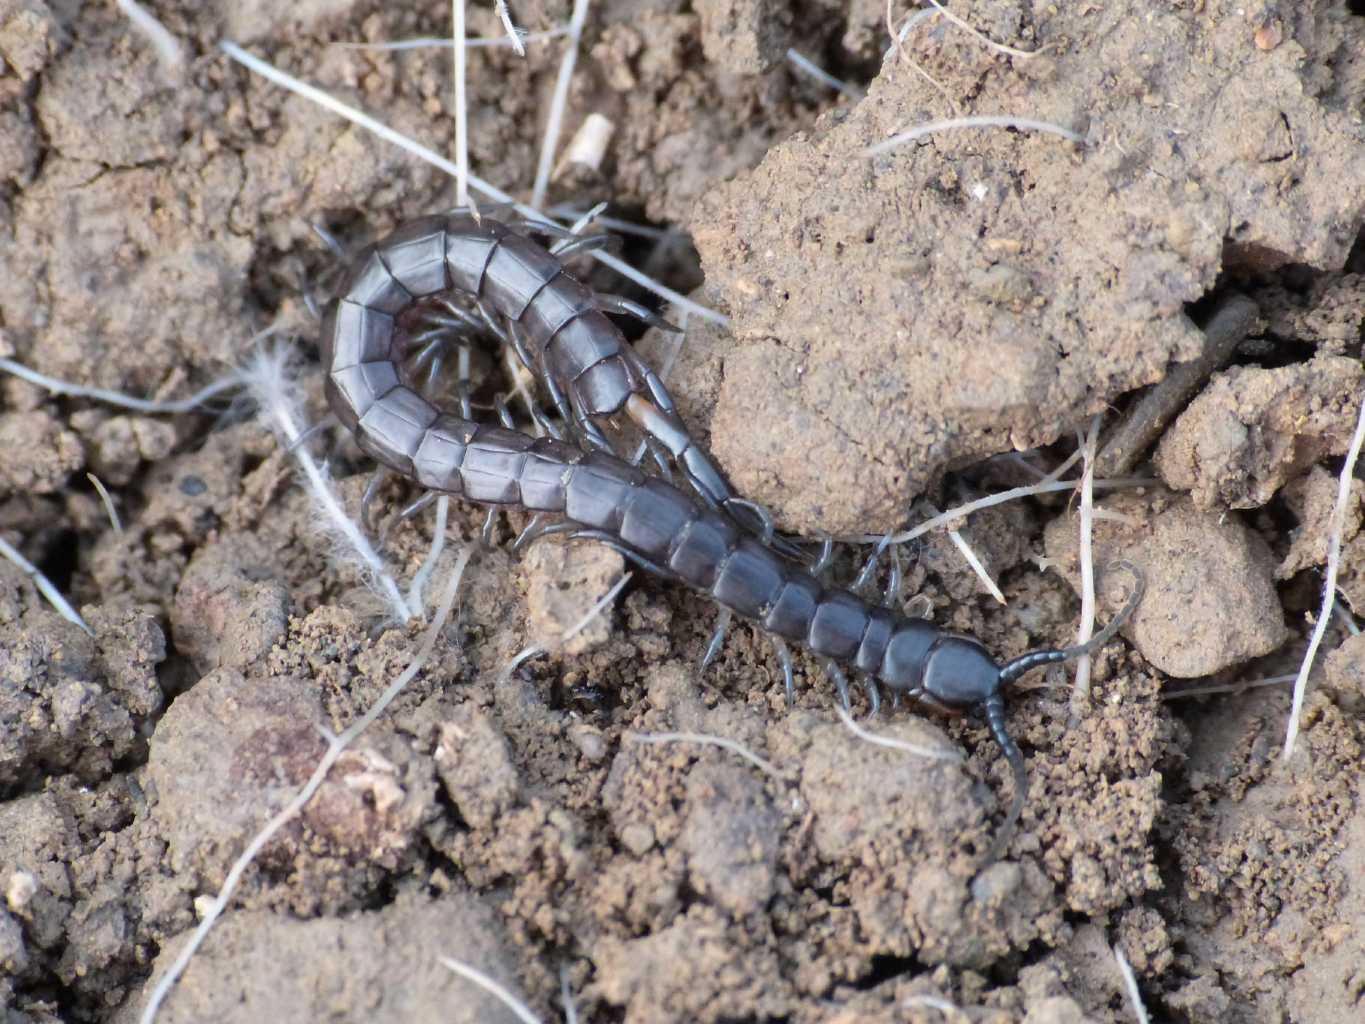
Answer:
[318,213,1145,845]
[319,212,786,548]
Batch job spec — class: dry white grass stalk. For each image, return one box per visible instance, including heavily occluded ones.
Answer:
[546,204,669,240]
[337,30,567,51]
[1334,598,1360,636]
[785,49,865,99]
[847,474,1153,546]
[500,571,632,676]
[1070,417,1101,715]
[560,964,579,1024]
[1283,392,1365,759]
[866,114,1083,159]
[241,345,412,623]
[1163,674,1295,701]
[141,550,472,1024]
[923,0,1039,58]
[406,495,450,617]
[218,42,727,326]
[453,0,470,208]
[833,702,962,761]
[438,955,541,1024]
[0,533,94,635]
[493,0,526,55]
[948,526,1005,604]
[1112,945,1150,1024]
[0,357,239,413]
[625,730,786,778]
[87,473,123,533]
[114,0,184,73]
[531,0,592,208]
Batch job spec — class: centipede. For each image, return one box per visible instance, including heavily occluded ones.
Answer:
[318,211,1145,850]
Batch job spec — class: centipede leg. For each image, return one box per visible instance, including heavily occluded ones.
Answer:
[700,606,733,672]
[862,675,882,718]
[513,515,578,553]
[494,395,517,430]
[551,233,618,261]
[770,635,796,707]
[564,528,678,582]
[379,490,439,546]
[824,659,852,712]
[644,436,675,483]
[594,293,680,333]
[853,535,895,598]
[481,507,499,548]
[810,536,835,579]
[360,467,391,536]
[885,544,903,608]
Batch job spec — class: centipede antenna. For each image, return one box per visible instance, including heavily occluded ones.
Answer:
[997,561,1146,685]
[982,692,1028,864]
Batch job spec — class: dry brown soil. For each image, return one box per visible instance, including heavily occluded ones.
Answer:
[2,2,1365,1022]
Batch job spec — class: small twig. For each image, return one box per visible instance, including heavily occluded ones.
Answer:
[219,42,728,326]
[438,955,541,1024]
[1096,294,1256,476]
[114,0,184,73]
[531,0,592,209]
[625,730,786,779]
[1070,417,1101,715]
[785,49,864,99]
[87,473,123,533]
[866,114,1083,159]
[1283,392,1365,759]
[1112,945,1150,1024]
[0,533,94,635]
[833,702,962,761]
[500,571,632,676]
[141,551,472,1024]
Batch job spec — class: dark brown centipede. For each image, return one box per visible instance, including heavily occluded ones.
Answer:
[319,213,1145,849]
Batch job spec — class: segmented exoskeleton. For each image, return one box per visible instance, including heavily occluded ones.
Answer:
[319,211,791,552]
[319,214,1144,845]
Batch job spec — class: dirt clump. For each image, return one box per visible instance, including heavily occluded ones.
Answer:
[1154,354,1365,511]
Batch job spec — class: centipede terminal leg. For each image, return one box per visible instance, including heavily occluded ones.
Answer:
[770,635,796,706]
[700,605,733,672]
[360,467,391,536]
[824,659,853,712]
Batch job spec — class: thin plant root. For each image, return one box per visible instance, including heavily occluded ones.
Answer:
[833,703,961,762]
[500,571,632,677]
[140,551,473,1024]
[866,114,1083,159]
[1113,944,1151,1024]
[625,730,787,779]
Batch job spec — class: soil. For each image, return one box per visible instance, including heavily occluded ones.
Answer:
[1,2,1364,1023]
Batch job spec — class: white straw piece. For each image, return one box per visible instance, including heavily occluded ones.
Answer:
[1283,392,1365,759]
[218,42,728,326]
[785,49,865,99]
[438,956,542,1024]
[335,30,568,51]
[114,0,184,72]
[452,0,469,208]
[1113,945,1150,1024]
[531,0,592,208]
[1071,418,1100,714]
[87,473,124,533]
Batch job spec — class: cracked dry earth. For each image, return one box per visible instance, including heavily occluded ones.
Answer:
[2,1,1365,1023]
